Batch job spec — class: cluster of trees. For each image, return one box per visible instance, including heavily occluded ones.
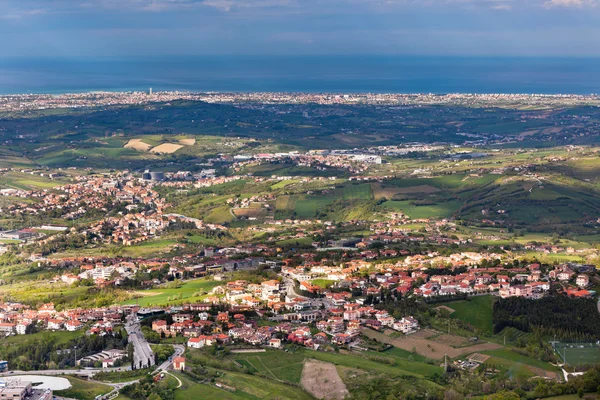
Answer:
[493,296,600,340]
[0,330,127,370]
[477,365,600,399]
[37,233,89,256]
[153,344,175,364]
[120,374,175,400]
[372,290,428,320]
[346,374,443,399]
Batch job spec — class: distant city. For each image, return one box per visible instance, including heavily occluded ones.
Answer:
[2,90,600,112]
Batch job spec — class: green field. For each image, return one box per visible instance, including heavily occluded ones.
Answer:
[0,329,85,346]
[382,200,462,219]
[482,349,559,372]
[298,348,441,378]
[54,377,112,400]
[445,295,495,334]
[122,279,222,307]
[554,343,600,366]
[234,350,305,383]
[310,279,336,288]
[175,370,313,400]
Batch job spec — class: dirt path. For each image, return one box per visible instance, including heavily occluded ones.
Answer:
[301,359,349,400]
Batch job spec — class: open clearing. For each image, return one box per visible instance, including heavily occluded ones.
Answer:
[445,295,495,334]
[363,328,501,360]
[179,138,196,145]
[124,138,152,151]
[301,359,349,400]
[150,143,183,153]
[394,185,441,194]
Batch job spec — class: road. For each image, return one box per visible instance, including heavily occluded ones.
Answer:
[125,315,155,369]
[0,366,126,378]
[156,344,185,372]
[1,318,185,399]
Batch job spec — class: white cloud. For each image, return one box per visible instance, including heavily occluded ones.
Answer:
[544,0,596,7]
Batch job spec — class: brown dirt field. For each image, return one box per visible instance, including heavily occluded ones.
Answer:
[232,208,265,218]
[395,185,440,194]
[150,143,183,154]
[131,290,163,297]
[301,359,349,400]
[124,139,152,151]
[362,328,502,360]
[433,334,470,347]
[468,353,492,363]
[541,127,563,135]
[371,183,402,200]
[519,130,539,138]
[179,138,196,146]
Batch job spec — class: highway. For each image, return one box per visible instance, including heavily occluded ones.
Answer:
[125,315,155,369]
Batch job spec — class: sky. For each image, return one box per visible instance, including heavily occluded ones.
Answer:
[0,0,599,58]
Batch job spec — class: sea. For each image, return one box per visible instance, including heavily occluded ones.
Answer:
[0,56,599,95]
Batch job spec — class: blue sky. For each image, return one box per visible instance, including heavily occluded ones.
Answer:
[1,0,599,57]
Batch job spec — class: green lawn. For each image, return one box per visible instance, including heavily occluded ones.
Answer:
[276,237,314,247]
[310,279,336,288]
[445,295,495,334]
[382,200,461,219]
[54,377,112,400]
[122,279,222,307]
[1,330,85,346]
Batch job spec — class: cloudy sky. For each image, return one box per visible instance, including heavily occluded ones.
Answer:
[1,0,599,58]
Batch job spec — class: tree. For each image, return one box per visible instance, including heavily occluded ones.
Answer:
[484,391,520,400]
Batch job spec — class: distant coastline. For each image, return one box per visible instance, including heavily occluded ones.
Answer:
[2,91,600,113]
[1,55,600,96]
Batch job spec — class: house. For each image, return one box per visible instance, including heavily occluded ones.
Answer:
[392,316,419,334]
[187,336,206,349]
[269,338,282,348]
[15,322,30,335]
[66,321,84,331]
[576,275,589,288]
[0,323,15,334]
[173,356,186,371]
[47,319,63,330]
[332,333,351,345]
[152,320,168,333]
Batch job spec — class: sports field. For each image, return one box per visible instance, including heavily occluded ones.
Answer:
[554,343,600,365]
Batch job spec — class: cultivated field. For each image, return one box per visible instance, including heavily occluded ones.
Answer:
[363,328,502,359]
[301,359,349,400]
[124,138,152,151]
[150,143,184,154]
[179,138,196,146]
